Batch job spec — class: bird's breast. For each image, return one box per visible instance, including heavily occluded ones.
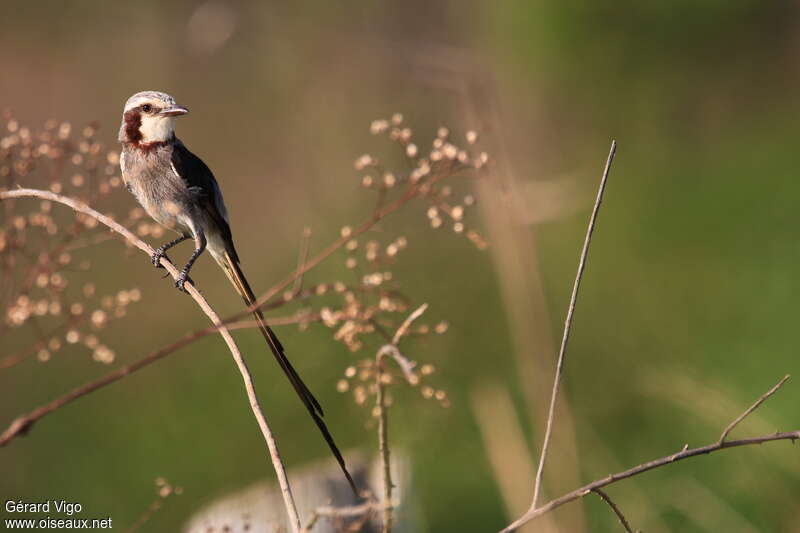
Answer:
[120,146,191,232]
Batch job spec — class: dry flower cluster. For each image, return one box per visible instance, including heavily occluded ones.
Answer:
[1,110,491,532]
[2,111,798,533]
[127,477,184,533]
[0,112,143,369]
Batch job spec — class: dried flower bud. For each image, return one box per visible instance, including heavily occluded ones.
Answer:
[370,120,389,135]
[354,154,374,170]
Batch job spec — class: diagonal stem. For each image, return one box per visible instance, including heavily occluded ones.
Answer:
[0,189,302,533]
[531,141,617,507]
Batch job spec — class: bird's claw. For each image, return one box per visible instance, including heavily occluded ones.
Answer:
[151,250,169,268]
[175,271,193,293]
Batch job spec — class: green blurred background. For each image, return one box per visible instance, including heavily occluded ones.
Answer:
[2,1,799,531]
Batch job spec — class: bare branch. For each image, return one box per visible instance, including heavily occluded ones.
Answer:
[0,312,319,447]
[372,303,429,533]
[591,488,636,533]
[392,303,428,345]
[0,189,303,533]
[502,375,798,532]
[718,375,790,445]
[532,140,617,506]
[503,430,799,532]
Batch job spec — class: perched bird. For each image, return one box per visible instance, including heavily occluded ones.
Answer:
[118,91,357,494]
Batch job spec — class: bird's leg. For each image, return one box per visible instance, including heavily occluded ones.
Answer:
[152,234,190,267]
[175,232,206,292]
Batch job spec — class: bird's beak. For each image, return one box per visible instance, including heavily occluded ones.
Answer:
[160,105,189,117]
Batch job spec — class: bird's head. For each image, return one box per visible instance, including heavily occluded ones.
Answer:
[118,91,189,147]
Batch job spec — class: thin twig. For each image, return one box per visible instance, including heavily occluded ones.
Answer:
[592,488,636,533]
[0,189,302,533]
[532,140,617,507]
[502,376,797,532]
[375,362,393,533]
[0,313,321,447]
[0,170,453,436]
[374,303,428,533]
[392,303,428,344]
[718,375,790,445]
[240,171,455,322]
[502,430,800,532]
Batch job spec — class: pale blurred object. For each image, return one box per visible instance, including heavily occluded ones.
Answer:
[183,452,414,533]
[186,1,239,54]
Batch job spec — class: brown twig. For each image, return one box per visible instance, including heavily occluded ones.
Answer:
[373,303,428,533]
[0,312,320,447]
[591,488,636,533]
[0,166,457,441]
[531,141,616,507]
[0,189,303,533]
[502,430,800,532]
[501,376,798,532]
[718,374,790,445]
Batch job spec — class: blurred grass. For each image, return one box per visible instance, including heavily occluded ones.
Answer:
[2,1,799,532]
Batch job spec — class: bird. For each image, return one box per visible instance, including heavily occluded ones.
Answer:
[117,90,358,495]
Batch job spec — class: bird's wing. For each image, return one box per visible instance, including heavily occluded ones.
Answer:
[170,140,238,260]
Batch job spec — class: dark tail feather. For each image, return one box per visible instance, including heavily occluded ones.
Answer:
[218,251,359,496]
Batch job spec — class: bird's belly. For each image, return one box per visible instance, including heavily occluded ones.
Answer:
[128,179,189,234]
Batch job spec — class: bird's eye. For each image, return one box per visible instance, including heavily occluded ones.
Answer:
[141,104,153,113]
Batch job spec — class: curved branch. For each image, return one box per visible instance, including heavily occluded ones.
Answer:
[0,189,302,533]
[501,430,799,532]
[503,375,796,532]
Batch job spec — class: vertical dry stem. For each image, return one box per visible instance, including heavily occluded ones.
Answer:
[531,141,617,507]
[373,303,428,533]
[376,361,393,533]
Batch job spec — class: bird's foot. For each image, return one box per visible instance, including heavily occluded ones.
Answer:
[175,271,194,293]
[151,249,171,268]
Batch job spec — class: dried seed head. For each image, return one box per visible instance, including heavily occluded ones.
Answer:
[370,120,389,135]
